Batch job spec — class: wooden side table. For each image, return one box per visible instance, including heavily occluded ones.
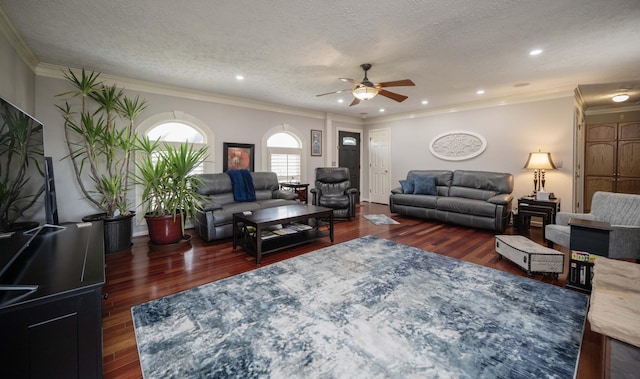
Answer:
[279,182,309,204]
[517,196,561,242]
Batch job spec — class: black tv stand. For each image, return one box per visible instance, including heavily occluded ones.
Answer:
[0,221,105,378]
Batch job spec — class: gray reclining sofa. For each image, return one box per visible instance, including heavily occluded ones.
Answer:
[193,172,298,241]
[390,170,514,232]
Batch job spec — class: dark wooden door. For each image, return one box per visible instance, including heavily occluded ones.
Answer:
[338,131,361,203]
[583,122,640,211]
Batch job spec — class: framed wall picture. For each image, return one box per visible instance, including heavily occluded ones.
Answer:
[223,142,255,172]
[311,129,322,156]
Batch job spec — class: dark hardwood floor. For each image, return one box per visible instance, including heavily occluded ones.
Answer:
[102,202,603,378]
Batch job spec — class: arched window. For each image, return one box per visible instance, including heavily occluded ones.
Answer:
[267,132,302,183]
[139,113,211,175]
[146,122,204,143]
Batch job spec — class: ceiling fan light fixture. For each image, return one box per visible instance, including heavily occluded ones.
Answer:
[612,94,630,103]
[352,85,378,101]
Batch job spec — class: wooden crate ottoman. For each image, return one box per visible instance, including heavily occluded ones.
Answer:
[495,235,564,277]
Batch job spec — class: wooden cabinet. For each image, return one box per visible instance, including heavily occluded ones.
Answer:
[584,122,640,211]
[0,223,105,378]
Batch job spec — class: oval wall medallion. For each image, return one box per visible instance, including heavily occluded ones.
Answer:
[429,131,487,161]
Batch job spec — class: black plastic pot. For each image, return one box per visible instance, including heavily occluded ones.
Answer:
[82,212,135,254]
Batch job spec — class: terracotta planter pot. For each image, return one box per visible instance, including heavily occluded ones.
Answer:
[145,213,183,245]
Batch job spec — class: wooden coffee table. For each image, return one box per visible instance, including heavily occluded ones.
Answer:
[232,204,334,264]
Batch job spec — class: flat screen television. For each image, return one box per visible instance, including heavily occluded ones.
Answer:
[0,96,57,233]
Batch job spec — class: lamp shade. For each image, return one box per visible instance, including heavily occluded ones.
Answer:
[523,151,557,170]
[352,85,378,101]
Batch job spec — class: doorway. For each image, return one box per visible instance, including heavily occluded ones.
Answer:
[338,131,361,203]
[368,128,391,204]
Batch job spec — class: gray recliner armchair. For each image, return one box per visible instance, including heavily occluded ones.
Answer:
[545,191,640,260]
[310,167,358,219]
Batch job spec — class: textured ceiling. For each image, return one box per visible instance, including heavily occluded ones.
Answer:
[2,0,640,118]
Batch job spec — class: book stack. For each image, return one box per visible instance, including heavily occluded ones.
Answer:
[568,250,598,290]
[247,223,313,240]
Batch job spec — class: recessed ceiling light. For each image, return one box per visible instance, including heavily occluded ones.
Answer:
[612,94,630,102]
[379,108,385,112]
[235,75,244,80]
[529,49,543,56]
[476,90,485,95]
[338,99,344,103]
[422,100,429,105]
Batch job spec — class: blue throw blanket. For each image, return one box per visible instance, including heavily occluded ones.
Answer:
[227,169,256,202]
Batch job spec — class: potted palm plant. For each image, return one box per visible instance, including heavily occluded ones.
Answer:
[134,136,208,246]
[56,68,147,253]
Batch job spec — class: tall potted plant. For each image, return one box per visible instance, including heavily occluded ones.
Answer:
[56,68,147,253]
[134,137,208,245]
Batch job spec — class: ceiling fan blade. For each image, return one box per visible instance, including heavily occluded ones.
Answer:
[349,98,361,107]
[316,88,352,97]
[378,89,408,102]
[340,78,361,86]
[377,79,415,88]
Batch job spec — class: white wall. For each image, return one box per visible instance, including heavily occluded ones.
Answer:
[364,96,576,212]
[0,26,35,114]
[34,74,363,225]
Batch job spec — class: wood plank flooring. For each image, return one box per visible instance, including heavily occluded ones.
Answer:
[102,202,603,378]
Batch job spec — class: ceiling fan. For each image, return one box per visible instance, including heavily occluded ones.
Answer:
[316,63,415,106]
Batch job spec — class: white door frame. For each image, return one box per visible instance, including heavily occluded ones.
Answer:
[368,127,392,204]
[336,126,363,200]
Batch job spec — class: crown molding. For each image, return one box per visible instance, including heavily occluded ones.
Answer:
[364,86,577,125]
[584,103,640,116]
[574,87,586,110]
[36,63,362,125]
[0,5,39,70]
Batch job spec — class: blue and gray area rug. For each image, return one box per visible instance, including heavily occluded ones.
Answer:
[132,235,588,378]
[363,213,400,225]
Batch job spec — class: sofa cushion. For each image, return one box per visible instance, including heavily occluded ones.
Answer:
[251,172,280,191]
[212,202,261,225]
[318,194,350,208]
[195,173,233,196]
[413,175,437,195]
[209,192,236,206]
[256,199,296,209]
[391,193,438,208]
[451,170,514,194]
[407,170,453,196]
[449,186,496,201]
[399,179,414,194]
[436,197,497,217]
[255,190,274,201]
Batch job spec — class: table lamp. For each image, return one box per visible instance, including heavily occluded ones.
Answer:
[523,150,557,194]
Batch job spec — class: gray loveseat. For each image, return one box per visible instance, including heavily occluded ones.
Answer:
[390,170,514,232]
[193,172,298,241]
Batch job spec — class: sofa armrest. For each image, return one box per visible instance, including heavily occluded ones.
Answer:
[555,212,595,226]
[272,190,297,200]
[609,225,640,260]
[200,199,222,212]
[310,188,321,205]
[487,193,513,205]
[391,187,402,195]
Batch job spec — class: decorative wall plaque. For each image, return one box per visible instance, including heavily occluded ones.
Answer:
[429,131,487,161]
